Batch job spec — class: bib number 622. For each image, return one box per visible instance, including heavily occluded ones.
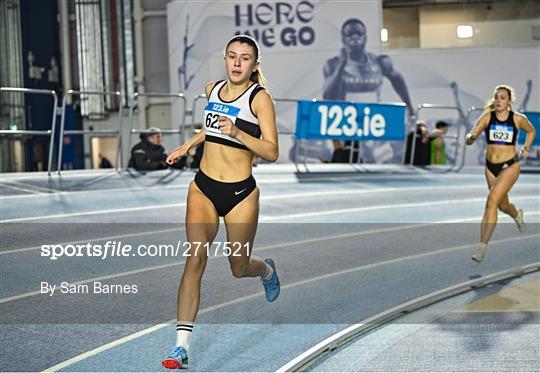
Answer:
[205,113,220,130]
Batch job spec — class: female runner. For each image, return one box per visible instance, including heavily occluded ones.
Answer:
[161,35,280,369]
[466,85,535,263]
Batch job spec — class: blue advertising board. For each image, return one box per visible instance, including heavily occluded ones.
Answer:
[518,112,540,146]
[295,100,406,141]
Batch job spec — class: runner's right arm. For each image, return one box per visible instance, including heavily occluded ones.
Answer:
[466,113,489,145]
[166,82,216,164]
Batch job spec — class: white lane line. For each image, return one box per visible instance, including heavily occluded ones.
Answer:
[4,167,529,201]
[3,191,539,248]
[41,322,173,372]
[1,170,121,180]
[41,233,540,372]
[0,183,191,201]
[263,184,538,202]
[0,195,540,255]
[0,224,426,303]
[0,173,386,201]
[440,211,540,223]
[3,183,539,223]
[0,227,186,255]
[1,203,186,223]
[261,195,540,221]
[3,205,534,264]
[0,182,44,195]
[6,181,58,193]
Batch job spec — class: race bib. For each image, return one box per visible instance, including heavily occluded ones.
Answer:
[203,102,240,135]
[489,124,514,144]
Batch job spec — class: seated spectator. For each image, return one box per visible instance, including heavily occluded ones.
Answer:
[429,121,449,165]
[331,139,360,163]
[128,127,185,171]
[405,121,430,166]
[99,153,113,168]
[331,139,347,163]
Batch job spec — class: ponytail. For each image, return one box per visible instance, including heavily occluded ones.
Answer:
[251,69,267,88]
[483,98,495,114]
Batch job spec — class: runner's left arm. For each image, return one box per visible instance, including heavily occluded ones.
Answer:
[516,112,536,158]
[219,90,279,162]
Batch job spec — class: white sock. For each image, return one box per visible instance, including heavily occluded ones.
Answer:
[261,262,273,281]
[176,321,193,352]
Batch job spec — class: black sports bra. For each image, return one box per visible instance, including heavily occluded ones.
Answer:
[484,111,518,146]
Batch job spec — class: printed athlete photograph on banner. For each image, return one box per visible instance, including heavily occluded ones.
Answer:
[1,1,539,373]
[320,18,414,165]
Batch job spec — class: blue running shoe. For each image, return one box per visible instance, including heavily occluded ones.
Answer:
[262,258,280,302]
[162,346,189,369]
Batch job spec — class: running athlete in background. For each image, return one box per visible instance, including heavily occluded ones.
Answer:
[161,35,280,369]
[461,80,535,165]
[466,85,536,263]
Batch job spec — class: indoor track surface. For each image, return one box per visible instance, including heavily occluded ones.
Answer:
[1,164,539,372]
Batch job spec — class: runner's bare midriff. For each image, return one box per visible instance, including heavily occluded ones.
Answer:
[200,141,253,182]
[486,144,517,164]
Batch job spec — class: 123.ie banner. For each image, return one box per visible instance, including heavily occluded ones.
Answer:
[295,100,407,141]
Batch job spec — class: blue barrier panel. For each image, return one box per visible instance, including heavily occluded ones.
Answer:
[295,100,406,141]
[518,111,540,146]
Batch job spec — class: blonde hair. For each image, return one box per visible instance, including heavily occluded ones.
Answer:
[251,69,267,88]
[484,84,516,113]
[225,35,267,88]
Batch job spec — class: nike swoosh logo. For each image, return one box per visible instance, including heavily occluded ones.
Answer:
[235,189,247,195]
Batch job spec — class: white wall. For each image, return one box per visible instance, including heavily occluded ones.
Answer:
[419,3,540,48]
[383,7,419,49]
